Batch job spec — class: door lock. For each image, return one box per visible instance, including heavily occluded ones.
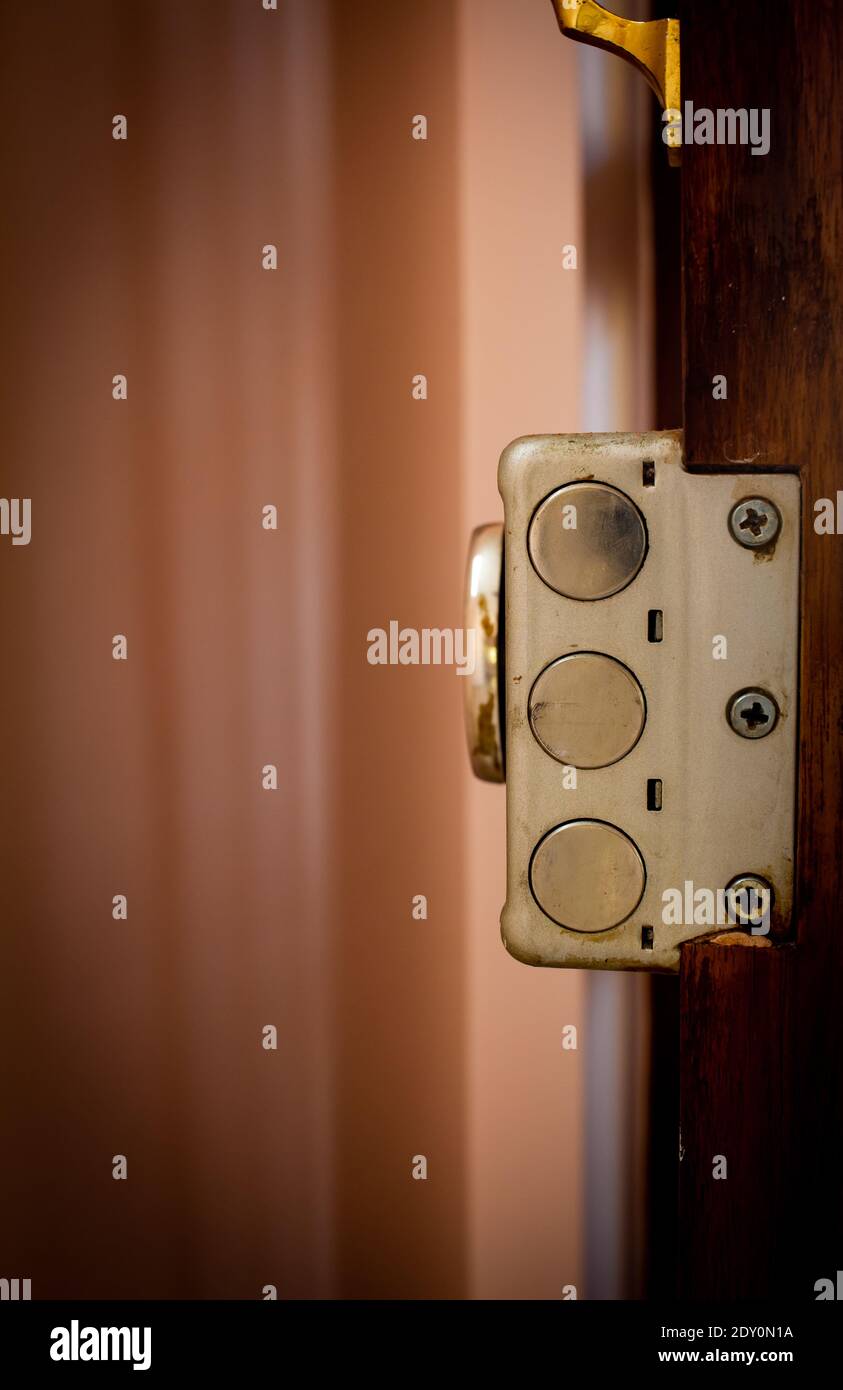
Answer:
[463,431,800,971]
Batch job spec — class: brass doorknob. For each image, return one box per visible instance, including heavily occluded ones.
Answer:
[463,523,505,783]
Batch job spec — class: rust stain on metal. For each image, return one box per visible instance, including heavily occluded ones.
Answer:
[477,594,496,641]
[473,692,502,777]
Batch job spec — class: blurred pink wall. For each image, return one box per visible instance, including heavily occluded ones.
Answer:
[458,0,586,1299]
[0,0,589,1299]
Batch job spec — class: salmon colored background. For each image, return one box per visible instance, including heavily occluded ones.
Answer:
[0,0,653,1299]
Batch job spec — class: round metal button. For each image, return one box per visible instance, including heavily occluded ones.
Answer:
[529,652,646,768]
[528,481,647,600]
[530,819,646,933]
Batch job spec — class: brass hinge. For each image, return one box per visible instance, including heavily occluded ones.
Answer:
[551,1,681,163]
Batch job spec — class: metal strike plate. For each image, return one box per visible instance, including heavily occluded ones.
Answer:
[496,430,800,973]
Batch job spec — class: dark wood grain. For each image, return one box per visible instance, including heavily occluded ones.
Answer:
[676,0,843,1299]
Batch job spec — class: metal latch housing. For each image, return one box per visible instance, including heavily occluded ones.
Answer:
[484,430,800,973]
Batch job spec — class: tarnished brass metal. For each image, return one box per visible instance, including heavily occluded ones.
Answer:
[551,1,681,162]
[463,522,505,784]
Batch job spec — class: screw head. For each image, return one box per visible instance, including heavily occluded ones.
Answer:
[729,497,781,548]
[727,688,779,739]
[725,875,774,933]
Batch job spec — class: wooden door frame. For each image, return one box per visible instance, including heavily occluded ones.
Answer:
[669,0,843,1300]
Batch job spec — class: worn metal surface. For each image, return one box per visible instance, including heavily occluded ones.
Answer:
[498,430,800,972]
[529,652,646,768]
[463,522,505,784]
[530,818,646,933]
[528,481,648,600]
